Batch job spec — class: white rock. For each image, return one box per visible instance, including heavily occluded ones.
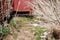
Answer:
[32,23,38,27]
[43,32,48,36]
[34,20,38,21]
[40,36,46,38]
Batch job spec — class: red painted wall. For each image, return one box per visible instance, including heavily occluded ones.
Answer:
[13,0,33,13]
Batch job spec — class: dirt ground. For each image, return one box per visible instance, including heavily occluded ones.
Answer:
[3,26,35,40]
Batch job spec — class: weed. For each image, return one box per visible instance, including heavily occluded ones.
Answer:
[2,26,10,35]
[34,27,47,40]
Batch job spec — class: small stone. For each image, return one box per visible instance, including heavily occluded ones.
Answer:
[32,23,38,27]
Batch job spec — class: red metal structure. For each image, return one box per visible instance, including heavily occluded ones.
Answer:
[13,0,33,14]
[0,0,33,24]
[0,0,33,16]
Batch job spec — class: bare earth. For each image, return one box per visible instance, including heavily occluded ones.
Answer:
[3,26,35,40]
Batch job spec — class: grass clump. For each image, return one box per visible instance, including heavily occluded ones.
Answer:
[10,17,33,27]
[0,26,10,36]
[34,27,47,40]
[2,26,10,35]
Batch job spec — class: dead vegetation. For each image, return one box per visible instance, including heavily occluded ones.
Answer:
[27,0,60,40]
[1,0,60,40]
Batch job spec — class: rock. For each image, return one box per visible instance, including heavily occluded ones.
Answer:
[52,28,60,39]
[32,23,38,27]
